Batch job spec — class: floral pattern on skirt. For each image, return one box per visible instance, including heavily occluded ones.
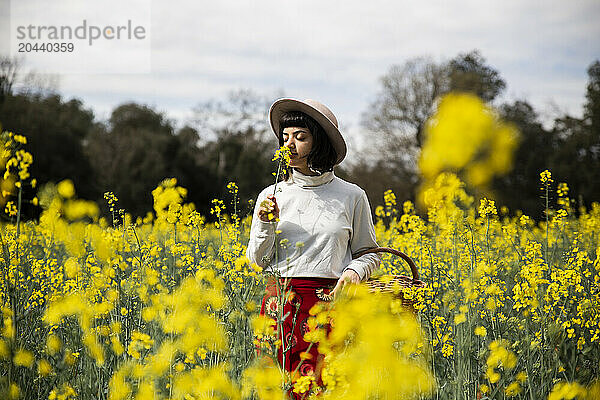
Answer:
[258,277,337,397]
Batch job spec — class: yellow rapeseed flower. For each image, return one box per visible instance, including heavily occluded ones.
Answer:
[475,326,487,337]
[38,359,53,376]
[8,383,20,400]
[419,93,518,188]
[547,381,586,400]
[0,339,9,359]
[540,169,553,185]
[13,348,34,368]
[505,381,522,397]
[454,313,467,324]
[57,179,76,199]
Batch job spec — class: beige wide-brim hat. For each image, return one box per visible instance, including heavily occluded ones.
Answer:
[268,98,347,165]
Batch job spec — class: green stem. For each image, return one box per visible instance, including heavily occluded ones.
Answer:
[16,179,22,239]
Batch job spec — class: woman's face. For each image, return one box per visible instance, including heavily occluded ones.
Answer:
[282,126,313,172]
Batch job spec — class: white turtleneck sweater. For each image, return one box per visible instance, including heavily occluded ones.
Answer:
[245,170,381,281]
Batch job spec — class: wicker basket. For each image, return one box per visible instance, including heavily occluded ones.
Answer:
[353,247,426,311]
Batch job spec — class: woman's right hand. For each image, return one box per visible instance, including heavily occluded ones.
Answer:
[258,194,279,222]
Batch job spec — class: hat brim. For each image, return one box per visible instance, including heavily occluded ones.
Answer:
[269,98,347,165]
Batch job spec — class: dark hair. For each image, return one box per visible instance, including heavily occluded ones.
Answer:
[278,111,337,179]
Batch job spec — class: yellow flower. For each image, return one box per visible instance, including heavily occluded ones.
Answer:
[111,336,125,356]
[505,381,521,397]
[479,198,497,218]
[486,368,500,383]
[64,350,79,366]
[5,201,17,216]
[47,335,62,355]
[111,321,122,334]
[272,145,291,165]
[0,339,9,359]
[226,181,239,194]
[64,258,80,278]
[2,315,15,339]
[13,348,34,368]
[516,371,527,383]
[13,134,27,144]
[557,182,569,197]
[547,381,586,400]
[244,301,257,313]
[454,313,467,324]
[175,362,185,372]
[242,358,284,400]
[38,359,53,376]
[57,179,76,199]
[474,326,487,337]
[540,169,553,184]
[419,93,518,187]
[8,383,20,400]
[196,347,208,360]
[293,375,315,395]
[487,340,517,371]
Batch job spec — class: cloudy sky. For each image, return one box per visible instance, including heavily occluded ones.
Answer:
[2,0,599,150]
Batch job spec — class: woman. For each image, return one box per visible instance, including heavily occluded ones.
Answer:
[246,98,380,392]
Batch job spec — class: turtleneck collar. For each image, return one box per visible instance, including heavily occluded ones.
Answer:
[290,169,335,188]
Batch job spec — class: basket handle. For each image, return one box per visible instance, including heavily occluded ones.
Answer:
[352,247,422,282]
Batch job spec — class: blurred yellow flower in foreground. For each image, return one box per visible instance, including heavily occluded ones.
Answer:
[474,326,487,337]
[547,381,586,400]
[307,285,435,399]
[57,179,76,199]
[419,93,519,188]
[38,359,53,376]
[13,348,34,368]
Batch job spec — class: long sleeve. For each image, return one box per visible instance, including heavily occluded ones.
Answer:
[343,190,381,281]
[245,189,277,268]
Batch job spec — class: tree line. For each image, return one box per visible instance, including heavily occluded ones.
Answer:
[0,51,598,221]
[357,51,599,219]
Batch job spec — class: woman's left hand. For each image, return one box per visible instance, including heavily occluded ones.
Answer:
[331,269,360,299]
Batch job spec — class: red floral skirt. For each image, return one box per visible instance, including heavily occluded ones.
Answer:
[258,277,337,386]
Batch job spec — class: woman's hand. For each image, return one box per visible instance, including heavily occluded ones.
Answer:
[331,269,360,299]
[258,194,279,222]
